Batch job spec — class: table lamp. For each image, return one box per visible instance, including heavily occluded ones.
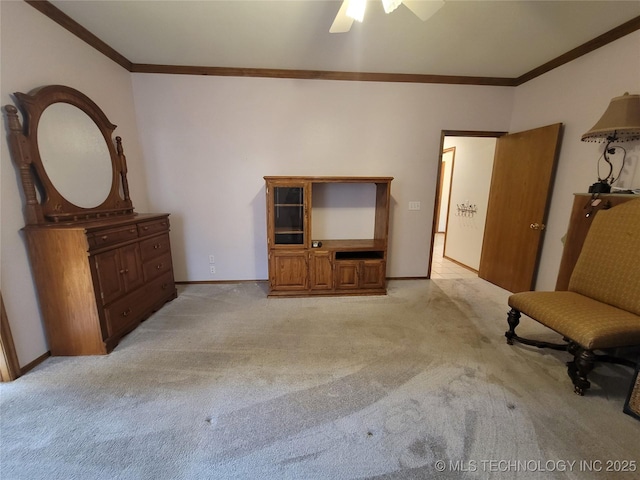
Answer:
[581,92,640,193]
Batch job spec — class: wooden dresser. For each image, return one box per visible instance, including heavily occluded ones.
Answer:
[555,193,638,290]
[24,214,177,355]
[4,85,178,356]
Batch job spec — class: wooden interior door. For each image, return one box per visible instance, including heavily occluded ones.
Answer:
[478,123,562,292]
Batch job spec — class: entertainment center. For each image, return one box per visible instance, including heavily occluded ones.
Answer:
[265,176,393,297]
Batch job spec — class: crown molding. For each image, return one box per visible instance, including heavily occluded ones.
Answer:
[25,1,640,87]
[25,0,132,71]
[129,64,516,86]
[515,15,640,86]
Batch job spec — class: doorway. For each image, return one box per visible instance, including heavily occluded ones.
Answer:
[430,132,503,279]
[429,125,563,292]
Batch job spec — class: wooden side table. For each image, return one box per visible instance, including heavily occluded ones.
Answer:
[555,193,638,291]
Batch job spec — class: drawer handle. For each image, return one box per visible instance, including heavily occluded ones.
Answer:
[101,235,108,240]
[161,222,167,226]
[154,244,161,249]
[121,308,132,317]
[119,269,129,274]
[143,226,149,231]
[129,228,136,233]
[156,263,163,270]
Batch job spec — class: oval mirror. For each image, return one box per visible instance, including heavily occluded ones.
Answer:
[37,103,113,208]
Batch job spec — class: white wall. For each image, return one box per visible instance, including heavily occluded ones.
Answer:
[509,30,640,291]
[0,1,150,366]
[442,136,497,270]
[312,183,376,240]
[131,74,514,281]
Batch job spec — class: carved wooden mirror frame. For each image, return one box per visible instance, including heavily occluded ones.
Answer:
[4,85,134,225]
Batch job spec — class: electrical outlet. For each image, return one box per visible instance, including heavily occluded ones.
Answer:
[209,255,215,264]
[409,201,421,211]
[209,265,216,274]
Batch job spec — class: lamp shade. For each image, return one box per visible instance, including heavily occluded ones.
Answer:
[581,92,640,143]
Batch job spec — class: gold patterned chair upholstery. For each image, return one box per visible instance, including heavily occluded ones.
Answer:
[505,198,640,395]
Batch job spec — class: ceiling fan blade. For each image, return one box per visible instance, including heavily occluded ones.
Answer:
[403,0,445,22]
[330,0,355,33]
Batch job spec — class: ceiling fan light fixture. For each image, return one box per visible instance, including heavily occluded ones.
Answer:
[346,0,367,22]
[382,0,404,14]
[331,0,444,33]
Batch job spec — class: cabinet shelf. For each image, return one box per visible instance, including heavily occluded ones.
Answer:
[313,239,386,251]
[335,250,384,260]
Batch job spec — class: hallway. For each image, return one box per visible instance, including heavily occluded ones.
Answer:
[430,233,478,279]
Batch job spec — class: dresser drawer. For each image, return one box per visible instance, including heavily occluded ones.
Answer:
[88,225,138,249]
[143,252,172,281]
[104,272,175,339]
[104,289,147,337]
[139,233,171,261]
[138,218,170,237]
[145,271,176,306]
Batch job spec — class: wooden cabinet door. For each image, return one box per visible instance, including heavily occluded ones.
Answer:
[94,244,143,304]
[335,259,385,290]
[310,251,333,290]
[119,243,144,292]
[361,260,386,289]
[94,249,125,304]
[270,251,308,291]
[266,182,309,249]
[335,261,359,289]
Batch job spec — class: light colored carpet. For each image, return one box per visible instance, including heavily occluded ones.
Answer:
[1,279,638,479]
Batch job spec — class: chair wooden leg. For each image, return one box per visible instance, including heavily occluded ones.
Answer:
[567,348,596,396]
[505,308,521,345]
[567,341,580,356]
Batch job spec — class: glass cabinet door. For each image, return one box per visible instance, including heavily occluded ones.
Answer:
[273,186,305,245]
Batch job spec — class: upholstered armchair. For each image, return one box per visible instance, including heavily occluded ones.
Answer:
[505,198,640,395]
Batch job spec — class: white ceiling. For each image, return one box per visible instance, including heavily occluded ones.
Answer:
[49,0,640,79]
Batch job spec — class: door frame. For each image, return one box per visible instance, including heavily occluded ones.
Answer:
[428,130,507,278]
[0,290,21,381]
[435,146,455,236]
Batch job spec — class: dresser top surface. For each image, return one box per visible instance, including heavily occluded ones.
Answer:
[23,213,170,231]
[264,176,393,184]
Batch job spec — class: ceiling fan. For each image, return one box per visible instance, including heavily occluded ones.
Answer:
[330,0,445,33]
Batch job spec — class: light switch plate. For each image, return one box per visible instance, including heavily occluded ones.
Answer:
[409,201,421,210]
